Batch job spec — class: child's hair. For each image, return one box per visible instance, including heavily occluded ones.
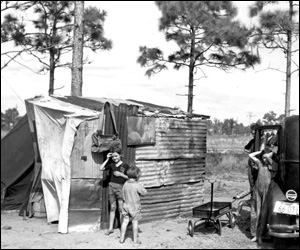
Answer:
[126,166,141,180]
[110,147,122,155]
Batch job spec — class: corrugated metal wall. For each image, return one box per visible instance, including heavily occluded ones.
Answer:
[103,110,208,223]
[135,117,207,221]
[141,181,205,222]
[135,118,207,161]
[136,158,205,187]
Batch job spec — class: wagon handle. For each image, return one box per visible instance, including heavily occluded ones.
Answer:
[207,178,217,183]
[209,181,214,219]
[232,190,251,202]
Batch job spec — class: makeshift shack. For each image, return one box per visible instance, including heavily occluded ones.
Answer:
[1,95,209,233]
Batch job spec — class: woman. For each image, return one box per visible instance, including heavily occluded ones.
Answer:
[248,148,273,242]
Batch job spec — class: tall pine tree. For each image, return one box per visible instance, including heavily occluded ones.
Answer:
[137,1,260,114]
[249,1,299,117]
[1,1,112,95]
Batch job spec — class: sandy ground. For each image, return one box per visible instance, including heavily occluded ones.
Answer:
[1,174,298,249]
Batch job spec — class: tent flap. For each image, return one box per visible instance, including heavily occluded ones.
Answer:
[1,115,35,211]
[25,96,100,233]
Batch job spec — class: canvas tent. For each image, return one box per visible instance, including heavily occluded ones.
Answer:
[1,115,34,212]
[2,96,101,233]
[1,95,210,233]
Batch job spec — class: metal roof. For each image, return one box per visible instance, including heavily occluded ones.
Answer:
[52,95,210,119]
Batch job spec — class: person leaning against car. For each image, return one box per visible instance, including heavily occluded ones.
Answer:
[248,148,273,242]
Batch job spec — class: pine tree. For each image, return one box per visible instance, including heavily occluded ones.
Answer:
[1,1,112,95]
[249,1,299,117]
[137,1,260,114]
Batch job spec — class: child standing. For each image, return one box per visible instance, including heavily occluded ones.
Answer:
[100,148,129,235]
[119,166,147,244]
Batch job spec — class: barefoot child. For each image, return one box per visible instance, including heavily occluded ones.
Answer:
[119,166,147,244]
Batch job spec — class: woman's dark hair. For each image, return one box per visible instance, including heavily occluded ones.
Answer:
[126,166,141,180]
[256,148,272,162]
[250,123,258,131]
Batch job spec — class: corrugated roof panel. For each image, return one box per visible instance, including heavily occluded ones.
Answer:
[85,97,143,107]
[127,99,210,119]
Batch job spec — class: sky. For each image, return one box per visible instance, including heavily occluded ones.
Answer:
[1,1,299,125]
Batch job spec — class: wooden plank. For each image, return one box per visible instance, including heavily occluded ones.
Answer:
[71,121,85,178]
[71,118,104,178]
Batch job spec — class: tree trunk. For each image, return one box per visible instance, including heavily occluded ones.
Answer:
[71,1,84,97]
[48,2,58,96]
[187,30,195,114]
[285,1,293,117]
[49,52,55,96]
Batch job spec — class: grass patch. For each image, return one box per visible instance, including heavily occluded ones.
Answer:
[207,135,252,153]
[206,152,248,178]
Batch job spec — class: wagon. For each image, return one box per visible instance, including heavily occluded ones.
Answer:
[188,179,249,237]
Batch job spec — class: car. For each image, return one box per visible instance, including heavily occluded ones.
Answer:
[254,115,299,249]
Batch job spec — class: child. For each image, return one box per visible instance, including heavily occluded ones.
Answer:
[119,166,147,244]
[100,148,129,235]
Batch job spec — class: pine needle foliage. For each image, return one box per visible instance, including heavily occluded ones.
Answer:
[137,1,260,114]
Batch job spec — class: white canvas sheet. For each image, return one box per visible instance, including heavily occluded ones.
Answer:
[26,96,100,233]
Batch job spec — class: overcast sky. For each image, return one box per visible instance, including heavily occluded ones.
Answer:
[1,1,299,125]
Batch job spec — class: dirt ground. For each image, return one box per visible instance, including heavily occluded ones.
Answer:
[1,174,298,249]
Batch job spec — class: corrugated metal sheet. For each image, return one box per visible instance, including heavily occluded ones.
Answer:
[140,181,205,222]
[127,99,210,119]
[134,117,207,222]
[135,118,207,160]
[137,159,205,187]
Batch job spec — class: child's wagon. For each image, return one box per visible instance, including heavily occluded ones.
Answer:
[188,179,249,236]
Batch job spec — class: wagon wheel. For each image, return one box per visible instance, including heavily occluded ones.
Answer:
[228,211,236,228]
[215,219,222,236]
[188,220,194,237]
[204,219,211,228]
